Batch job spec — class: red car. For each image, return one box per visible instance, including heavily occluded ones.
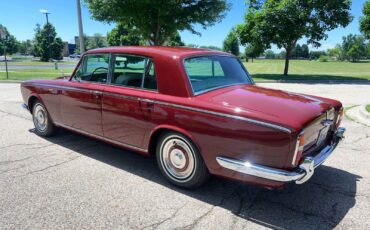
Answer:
[21,46,345,189]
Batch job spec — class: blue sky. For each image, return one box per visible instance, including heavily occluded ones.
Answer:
[0,0,367,52]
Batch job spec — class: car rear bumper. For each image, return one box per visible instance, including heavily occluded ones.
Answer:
[216,127,346,184]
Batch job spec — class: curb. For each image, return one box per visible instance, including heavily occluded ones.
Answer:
[346,105,370,126]
[255,80,370,84]
[359,106,370,120]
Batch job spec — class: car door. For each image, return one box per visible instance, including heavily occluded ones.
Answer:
[102,54,158,150]
[60,53,111,136]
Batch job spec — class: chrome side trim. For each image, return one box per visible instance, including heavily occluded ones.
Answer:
[151,101,292,133]
[54,122,148,153]
[26,83,292,133]
[216,127,346,184]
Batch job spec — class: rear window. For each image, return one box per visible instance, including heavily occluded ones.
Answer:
[184,56,252,94]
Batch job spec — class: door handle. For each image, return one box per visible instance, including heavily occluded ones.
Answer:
[140,98,155,104]
[91,90,102,99]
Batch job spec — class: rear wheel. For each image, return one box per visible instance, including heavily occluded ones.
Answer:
[32,101,57,137]
[156,132,210,188]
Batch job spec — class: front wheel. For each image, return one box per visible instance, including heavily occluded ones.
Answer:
[156,132,210,189]
[32,101,57,137]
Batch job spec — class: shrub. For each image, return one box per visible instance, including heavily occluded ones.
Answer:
[319,55,329,62]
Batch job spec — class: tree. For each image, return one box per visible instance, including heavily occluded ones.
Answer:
[86,33,107,50]
[223,29,240,56]
[264,50,276,59]
[341,34,367,62]
[85,0,230,45]
[165,32,185,46]
[360,0,370,39]
[291,44,302,59]
[33,23,64,61]
[238,0,352,75]
[327,45,345,61]
[0,24,19,55]
[107,23,143,46]
[199,45,222,51]
[301,44,309,59]
[18,40,34,55]
[244,43,264,62]
[309,51,327,60]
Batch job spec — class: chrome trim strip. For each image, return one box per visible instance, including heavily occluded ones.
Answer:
[54,122,148,153]
[26,83,292,133]
[151,101,292,133]
[216,127,345,184]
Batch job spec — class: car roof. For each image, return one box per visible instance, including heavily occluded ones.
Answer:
[85,46,233,59]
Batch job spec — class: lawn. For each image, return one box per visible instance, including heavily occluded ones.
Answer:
[0,68,74,80]
[366,105,370,113]
[0,59,369,81]
[244,59,370,81]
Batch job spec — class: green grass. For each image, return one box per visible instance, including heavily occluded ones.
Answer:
[244,59,370,81]
[0,68,73,80]
[0,59,369,81]
[366,105,370,113]
[0,61,77,66]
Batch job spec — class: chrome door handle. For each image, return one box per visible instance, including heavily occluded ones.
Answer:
[140,98,154,103]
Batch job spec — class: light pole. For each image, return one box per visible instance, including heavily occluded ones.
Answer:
[76,0,85,54]
[40,9,52,62]
[0,28,9,79]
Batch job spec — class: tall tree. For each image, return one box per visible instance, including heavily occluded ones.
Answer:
[107,23,143,46]
[85,0,230,45]
[223,29,240,56]
[301,44,309,59]
[33,23,64,61]
[18,40,34,55]
[0,24,19,55]
[341,34,367,62]
[237,0,352,75]
[244,43,264,62]
[360,0,370,39]
[165,32,185,46]
[86,33,107,50]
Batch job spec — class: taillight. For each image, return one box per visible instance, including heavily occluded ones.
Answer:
[292,132,305,166]
[335,108,344,128]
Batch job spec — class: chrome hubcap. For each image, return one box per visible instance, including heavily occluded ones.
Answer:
[161,137,195,181]
[33,104,48,132]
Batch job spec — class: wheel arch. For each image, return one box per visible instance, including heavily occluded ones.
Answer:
[148,125,201,157]
[28,94,42,114]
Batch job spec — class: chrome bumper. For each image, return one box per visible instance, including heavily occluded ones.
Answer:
[216,127,346,184]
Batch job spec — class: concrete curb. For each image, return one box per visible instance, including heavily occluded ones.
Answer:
[346,105,370,126]
[359,106,370,120]
[256,80,370,84]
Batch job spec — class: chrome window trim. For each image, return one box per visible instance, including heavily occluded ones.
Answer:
[26,83,292,133]
[54,122,148,153]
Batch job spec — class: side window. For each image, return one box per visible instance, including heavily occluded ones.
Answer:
[73,54,110,83]
[112,54,157,90]
[143,60,157,90]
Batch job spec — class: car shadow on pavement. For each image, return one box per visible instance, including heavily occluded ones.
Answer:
[39,129,362,230]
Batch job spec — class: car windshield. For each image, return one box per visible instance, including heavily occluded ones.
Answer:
[184,55,253,95]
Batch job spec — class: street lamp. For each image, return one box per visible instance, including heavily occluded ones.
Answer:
[0,28,9,79]
[40,9,52,62]
[76,0,85,54]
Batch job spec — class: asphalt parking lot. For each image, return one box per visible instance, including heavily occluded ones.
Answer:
[1,82,370,229]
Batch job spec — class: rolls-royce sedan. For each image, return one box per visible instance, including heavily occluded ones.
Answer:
[21,46,345,189]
